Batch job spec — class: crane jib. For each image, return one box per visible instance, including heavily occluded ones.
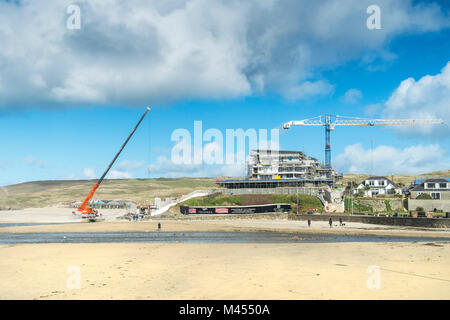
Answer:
[77,107,150,213]
[281,115,443,168]
[97,107,150,186]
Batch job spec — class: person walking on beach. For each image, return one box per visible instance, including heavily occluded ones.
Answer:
[308,219,311,228]
[329,217,332,228]
[339,217,343,226]
[158,222,161,231]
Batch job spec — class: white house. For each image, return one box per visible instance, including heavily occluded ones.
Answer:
[355,176,400,197]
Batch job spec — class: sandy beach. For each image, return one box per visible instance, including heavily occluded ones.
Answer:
[1,242,449,300]
[0,208,449,300]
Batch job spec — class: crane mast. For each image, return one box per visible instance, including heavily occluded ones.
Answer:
[283,115,444,168]
[76,107,151,219]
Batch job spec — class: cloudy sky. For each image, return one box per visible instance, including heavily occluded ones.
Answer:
[0,0,449,185]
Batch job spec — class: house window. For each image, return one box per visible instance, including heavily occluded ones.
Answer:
[369,180,375,186]
[439,183,447,189]
[426,183,436,189]
[379,180,385,186]
[431,192,441,200]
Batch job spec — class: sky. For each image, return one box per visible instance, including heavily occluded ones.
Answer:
[0,0,449,186]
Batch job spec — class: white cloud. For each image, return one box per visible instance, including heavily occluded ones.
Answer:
[23,156,47,168]
[107,170,132,179]
[382,61,450,137]
[0,0,448,107]
[115,160,145,172]
[341,88,363,104]
[364,103,383,116]
[334,143,449,174]
[283,80,334,101]
[148,156,245,178]
[83,168,96,179]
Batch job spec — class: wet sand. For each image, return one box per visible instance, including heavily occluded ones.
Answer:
[1,219,449,239]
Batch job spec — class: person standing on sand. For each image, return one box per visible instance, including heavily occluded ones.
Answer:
[339,217,343,226]
[329,217,332,228]
[308,219,311,228]
[158,222,161,231]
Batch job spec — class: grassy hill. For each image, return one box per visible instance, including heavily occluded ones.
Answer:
[1,169,448,209]
[0,178,218,209]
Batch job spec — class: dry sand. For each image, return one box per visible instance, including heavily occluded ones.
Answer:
[1,207,449,299]
[0,207,125,223]
[1,242,449,299]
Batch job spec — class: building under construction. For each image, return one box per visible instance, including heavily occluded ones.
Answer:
[216,149,342,189]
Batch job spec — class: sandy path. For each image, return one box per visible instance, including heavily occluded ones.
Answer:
[0,242,449,299]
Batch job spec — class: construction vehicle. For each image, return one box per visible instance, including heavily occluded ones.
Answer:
[74,107,151,221]
[283,115,444,168]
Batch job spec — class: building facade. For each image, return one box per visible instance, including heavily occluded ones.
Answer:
[355,176,400,197]
[217,149,341,189]
[410,178,450,200]
[246,149,339,180]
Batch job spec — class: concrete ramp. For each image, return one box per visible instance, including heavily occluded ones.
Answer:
[151,190,212,216]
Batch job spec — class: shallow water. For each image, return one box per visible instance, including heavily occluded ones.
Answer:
[0,231,448,244]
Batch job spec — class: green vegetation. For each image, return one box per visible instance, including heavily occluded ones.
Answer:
[415,206,425,213]
[180,193,323,212]
[344,198,373,213]
[182,194,243,206]
[433,212,446,218]
[384,200,392,212]
[416,193,432,200]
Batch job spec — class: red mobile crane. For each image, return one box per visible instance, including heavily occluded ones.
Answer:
[75,107,150,221]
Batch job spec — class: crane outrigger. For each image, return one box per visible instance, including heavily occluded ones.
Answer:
[74,107,151,221]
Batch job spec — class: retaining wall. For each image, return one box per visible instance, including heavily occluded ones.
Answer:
[288,214,450,228]
[408,199,450,212]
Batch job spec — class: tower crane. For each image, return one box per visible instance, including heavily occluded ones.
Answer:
[75,107,151,221]
[283,115,444,168]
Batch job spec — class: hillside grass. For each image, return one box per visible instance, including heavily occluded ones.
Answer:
[0,178,218,209]
[181,193,323,212]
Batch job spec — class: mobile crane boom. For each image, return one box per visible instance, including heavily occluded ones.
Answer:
[77,107,151,217]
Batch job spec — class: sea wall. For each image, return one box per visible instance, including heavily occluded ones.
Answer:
[288,214,450,228]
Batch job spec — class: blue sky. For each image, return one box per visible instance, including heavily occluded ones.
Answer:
[0,0,449,186]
